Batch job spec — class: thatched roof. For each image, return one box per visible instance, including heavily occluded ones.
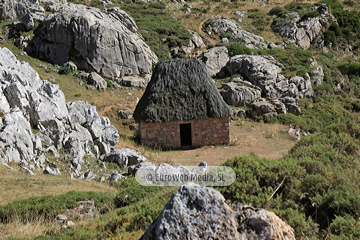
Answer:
[133,59,231,123]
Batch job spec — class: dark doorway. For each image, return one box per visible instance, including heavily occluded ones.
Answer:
[180,123,192,146]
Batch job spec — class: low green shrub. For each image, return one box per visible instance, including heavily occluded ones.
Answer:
[58,66,74,75]
[300,11,321,21]
[0,191,113,224]
[226,45,252,56]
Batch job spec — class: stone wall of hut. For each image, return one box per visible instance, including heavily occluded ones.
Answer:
[139,117,230,149]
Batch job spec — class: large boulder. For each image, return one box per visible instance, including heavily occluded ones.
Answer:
[30,4,158,79]
[142,183,295,239]
[199,46,229,76]
[222,55,283,89]
[87,72,107,91]
[221,77,261,107]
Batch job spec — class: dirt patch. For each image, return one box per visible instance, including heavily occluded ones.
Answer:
[198,18,218,45]
[115,121,296,166]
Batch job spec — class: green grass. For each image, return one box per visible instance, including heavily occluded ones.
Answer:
[119,2,192,60]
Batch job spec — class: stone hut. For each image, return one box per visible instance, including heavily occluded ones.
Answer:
[133,59,231,149]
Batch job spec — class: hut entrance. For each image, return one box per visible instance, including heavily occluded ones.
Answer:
[180,123,192,147]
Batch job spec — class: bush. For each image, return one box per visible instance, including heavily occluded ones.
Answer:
[248,12,267,19]
[324,29,337,47]
[58,66,74,75]
[300,11,321,21]
[227,44,252,56]
[218,119,360,238]
[337,62,360,75]
[268,6,284,16]
[0,191,113,224]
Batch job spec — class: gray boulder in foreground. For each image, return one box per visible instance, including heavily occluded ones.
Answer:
[30,4,158,79]
[142,183,296,240]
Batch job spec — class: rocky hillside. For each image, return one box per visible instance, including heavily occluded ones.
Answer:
[0,0,360,239]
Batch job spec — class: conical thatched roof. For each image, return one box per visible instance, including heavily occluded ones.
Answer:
[134,59,231,123]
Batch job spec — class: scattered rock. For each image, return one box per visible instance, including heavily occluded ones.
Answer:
[231,108,246,119]
[248,98,277,118]
[75,71,89,81]
[221,54,308,116]
[128,161,156,176]
[88,72,107,91]
[308,65,324,86]
[43,165,61,175]
[79,169,97,180]
[117,110,132,119]
[129,122,138,130]
[21,166,36,175]
[0,0,45,21]
[100,148,146,168]
[63,61,77,72]
[203,16,269,49]
[55,214,68,224]
[0,48,120,177]
[109,170,126,183]
[288,126,301,141]
[67,221,75,227]
[120,75,149,88]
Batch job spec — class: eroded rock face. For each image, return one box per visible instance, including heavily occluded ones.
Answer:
[0,0,45,22]
[273,4,334,50]
[142,183,296,240]
[221,77,261,107]
[203,16,275,49]
[0,47,119,175]
[30,4,158,79]
[221,55,311,115]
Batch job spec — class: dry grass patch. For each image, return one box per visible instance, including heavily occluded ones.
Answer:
[0,216,57,240]
[0,164,114,205]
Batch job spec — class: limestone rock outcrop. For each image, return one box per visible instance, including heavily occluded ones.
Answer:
[221,77,261,107]
[203,16,275,49]
[273,4,334,50]
[142,183,296,240]
[30,4,158,79]
[221,54,312,116]
[0,0,45,22]
[0,47,119,177]
[199,46,229,76]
